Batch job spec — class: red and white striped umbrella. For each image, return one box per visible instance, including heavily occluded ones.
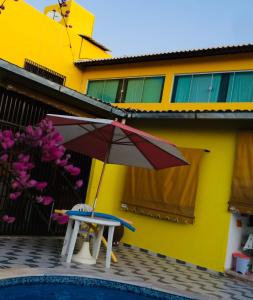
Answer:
[47,114,188,211]
[48,114,187,169]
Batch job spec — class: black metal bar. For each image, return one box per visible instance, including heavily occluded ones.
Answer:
[24,59,66,86]
[0,86,92,236]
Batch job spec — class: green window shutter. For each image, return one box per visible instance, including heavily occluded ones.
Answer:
[87,81,105,100]
[173,76,192,103]
[102,80,119,103]
[227,72,253,102]
[125,78,144,103]
[188,74,213,102]
[142,77,164,103]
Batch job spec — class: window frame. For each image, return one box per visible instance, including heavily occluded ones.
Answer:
[171,69,253,104]
[86,75,165,104]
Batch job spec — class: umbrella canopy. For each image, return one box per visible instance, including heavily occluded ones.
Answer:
[47,114,188,213]
[47,114,187,169]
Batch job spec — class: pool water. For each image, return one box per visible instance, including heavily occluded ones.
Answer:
[0,276,191,300]
[0,283,170,300]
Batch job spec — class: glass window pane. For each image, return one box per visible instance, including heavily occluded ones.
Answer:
[188,74,212,102]
[173,76,192,103]
[102,80,119,103]
[227,72,253,102]
[125,78,144,103]
[226,73,234,102]
[142,77,164,103]
[209,74,222,103]
[217,73,230,102]
[87,81,105,100]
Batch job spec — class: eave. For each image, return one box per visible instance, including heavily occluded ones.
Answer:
[0,59,124,119]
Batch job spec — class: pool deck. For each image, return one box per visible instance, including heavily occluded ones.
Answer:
[0,236,252,300]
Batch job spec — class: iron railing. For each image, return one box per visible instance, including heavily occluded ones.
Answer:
[0,87,91,235]
[24,59,66,86]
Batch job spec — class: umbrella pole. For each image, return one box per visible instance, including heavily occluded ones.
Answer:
[91,161,107,216]
[91,151,109,217]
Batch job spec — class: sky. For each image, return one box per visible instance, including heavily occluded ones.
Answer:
[25,0,253,57]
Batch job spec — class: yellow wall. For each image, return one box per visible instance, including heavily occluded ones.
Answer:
[1,0,246,272]
[81,50,253,271]
[0,0,110,91]
[79,40,111,61]
[44,0,95,37]
[86,123,236,271]
[81,52,253,112]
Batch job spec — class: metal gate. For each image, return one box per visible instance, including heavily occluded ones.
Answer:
[0,87,92,235]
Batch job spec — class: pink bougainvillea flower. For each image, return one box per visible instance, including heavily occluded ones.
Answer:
[51,213,69,225]
[15,132,21,139]
[12,162,27,172]
[9,191,22,200]
[64,165,80,176]
[0,130,15,150]
[27,162,34,170]
[75,179,83,189]
[42,196,54,205]
[56,153,71,167]
[39,119,53,131]
[51,213,59,221]
[2,130,13,139]
[55,158,68,167]
[0,154,8,162]
[42,145,65,162]
[24,124,44,147]
[11,180,21,190]
[25,125,33,135]
[0,119,82,225]
[57,214,69,224]
[18,154,30,163]
[36,195,53,206]
[18,172,30,184]
[36,196,43,203]
[34,127,43,138]
[1,139,14,150]
[52,132,63,144]
[27,179,37,188]
[2,215,16,224]
[35,181,48,191]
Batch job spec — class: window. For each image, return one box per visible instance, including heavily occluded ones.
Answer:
[24,59,66,85]
[229,132,253,214]
[171,71,253,103]
[87,80,119,103]
[87,76,165,103]
[121,148,204,224]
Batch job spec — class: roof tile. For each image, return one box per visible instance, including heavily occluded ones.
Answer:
[75,44,253,67]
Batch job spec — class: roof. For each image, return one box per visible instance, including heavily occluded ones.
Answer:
[2,59,253,121]
[0,59,124,118]
[126,109,253,120]
[75,44,253,67]
[79,34,111,52]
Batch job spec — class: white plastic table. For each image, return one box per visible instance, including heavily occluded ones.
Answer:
[61,215,121,268]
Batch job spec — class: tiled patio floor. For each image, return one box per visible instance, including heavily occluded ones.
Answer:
[0,236,253,299]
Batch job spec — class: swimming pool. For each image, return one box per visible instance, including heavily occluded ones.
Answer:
[0,276,192,300]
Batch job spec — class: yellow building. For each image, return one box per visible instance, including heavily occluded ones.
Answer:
[75,47,253,273]
[0,0,110,92]
[1,0,253,273]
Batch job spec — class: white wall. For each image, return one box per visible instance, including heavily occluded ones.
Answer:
[225,214,252,270]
